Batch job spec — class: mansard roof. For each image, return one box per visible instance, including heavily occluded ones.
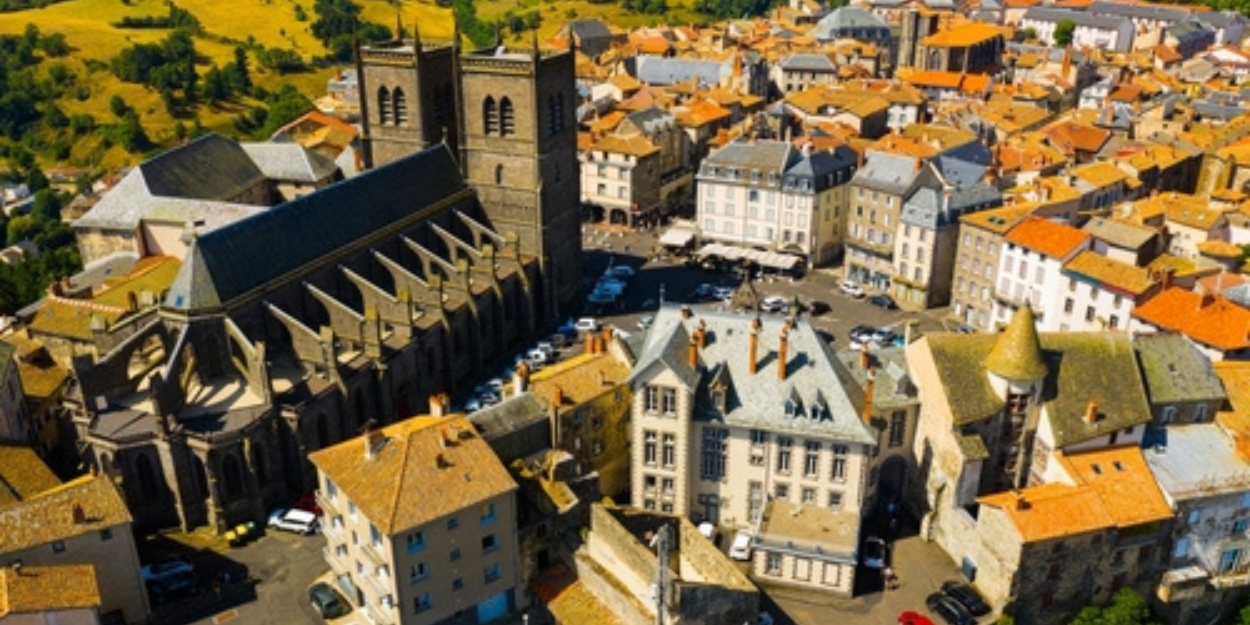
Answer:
[166,143,467,313]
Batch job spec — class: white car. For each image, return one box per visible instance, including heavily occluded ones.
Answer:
[840,280,866,298]
[760,295,788,313]
[637,315,655,331]
[729,530,753,561]
[698,522,717,540]
[575,318,600,333]
[268,508,320,535]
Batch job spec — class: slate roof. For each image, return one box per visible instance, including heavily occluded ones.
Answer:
[0,446,61,507]
[239,143,339,183]
[470,394,550,465]
[0,565,100,616]
[72,165,266,231]
[782,145,857,193]
[1023,7,1128,30]
[630,305,875,444]
[813,6,890,41]
[1133,332,1226,406]
[309,415,517,534]
[1090,0,1185,23]
[0,475,132,553]
[852,151,922,194]
[636,56,727,87]
[164,143,466,313]
[139,133,264,200]
[1080,217,1156,250]
[779,53,837,73]
[923,330,1151,446]
[1145,423,1250,500]
[701,140,798,177]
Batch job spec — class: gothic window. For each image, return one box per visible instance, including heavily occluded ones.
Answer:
[500,97,515,136]
[393,87,408,125]
[136,454,159,501]
[222,454,245,499]
[484,97,498,135]
[378,86,392,125]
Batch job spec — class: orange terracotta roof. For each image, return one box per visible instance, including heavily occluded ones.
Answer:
[922,23,1004,48]
[1074,161,1133,188]
[1107,83,1144,103]
[1005,217,1089,259]
[1214,361,1250,447]
[675,99,732,128]
[590,134,659,158]
[1055,447,1173,529]
[1133,288,1250,352]
[979,483,1114,542]
[870,134,938,159]
[1199,271,1246,295]
[589,111,626,135]
[1062,250,1154,295]
[901,70,992,96]
[1044,121,1110,155]
[1199,240,1242,258]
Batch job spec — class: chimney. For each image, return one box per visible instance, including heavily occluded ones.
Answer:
[681,306,692,319]
[778,322,790,381]
[749,317,761,374]
[688,334,698,367]
[862,366,876,424]
[550,384,563,407]
[697,320,707,349]
[1084,399,1098,425]
[585,332,595,354]
[598,369,607,386]
[71,503,86,524]
[429,393,448,417]
[1011,489,1029,511]
[859,343,871,370]
[514,361,531,397]
[364,424,382,459]
[1200,292,1216,309]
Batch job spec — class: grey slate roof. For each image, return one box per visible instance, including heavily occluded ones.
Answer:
[165,143,467,313]
[851,151,922,194]
[1090,1,1185,23]
[1168,19,1214,42]
[1133,332,1226,405]
[636,56,728,87]
[700,140,798,178]
[240,143,340,183]
[813,6,890,41]
[1081,217,1156,250]
[779,53,838,73]
[73,171,266,230]
[630,305,876,444]
[623,107,677,135]
[470,394,551,464]
[1023,7,1129,30]
[782,145,857,193]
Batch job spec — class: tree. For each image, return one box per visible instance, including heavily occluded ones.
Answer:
[1054,19,1076,47]
[202,65,230,103]
[1068,588,1160,625]
[230,45,251,92]
[1023,26,1037,41]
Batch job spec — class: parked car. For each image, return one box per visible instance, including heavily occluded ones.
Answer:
[535,342,557,360]
[692,283,716,300]
[840,280,866,298]
[942,581,991,617]
[575,318,600,333]
[757,611,776,625]
[149,572,199,605]
[871,328,897,346]
[927,592,976,625]
[587,288,617,305]
[607,265,636,279]
[868,294,896,309]
[294,493,323,516]
[955,324,978,334]
[862,536,887,569]
[309,581,349,619]
[849,325,876,344]
[637,315,655,331]
[464,397,483,413]
[142,559,194,583]
[807,300,831,315]
[760,295,788,313]
[899,611,937,625]
[712,286,735,301]
[729,530,753,561]
[268,508,320,535]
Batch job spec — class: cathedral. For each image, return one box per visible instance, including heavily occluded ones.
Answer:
[56,32,581,532]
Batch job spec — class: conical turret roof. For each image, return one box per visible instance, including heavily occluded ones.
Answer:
[985,307,1048,381]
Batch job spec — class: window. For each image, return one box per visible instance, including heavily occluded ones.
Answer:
[1196,405,1209,422]
[645,387,659,412]
[662,477,674,493]
[483,97,497,134]
[644,430,657,465]
[482,534,498,553]
[325,477,337,500]
[447,517,459,531]
[662,388,677,414]
[414,592,432,614]
[1108,314,1119,329]
[1064,298,1074,314]
[1085,307,1095,322]
[500,97,515,136]
[481,502,497,525]
[485,563,501,583]
[775,483,790,500]
[51,540,65,554]
[663,434,676,468]
[701,428,728,480]
[751,429,768,446]
[411,562,428,583]
[777,437,793,473]
[802,487,817,505]
[749,481,764,521]
[100,528,113,541]
[889,411,906,447]
[378,86,392,124]
[452,578,464,591]
[804,441,821,477]
[644,475,657,491]
[393,88,408,124]
[450,547,461,561]
[407,531,425,554]
[370,524,383,547]
[831,446,848,481]
[766,553,783,574]
[1234,518,1248,535]
[828,491,843,509]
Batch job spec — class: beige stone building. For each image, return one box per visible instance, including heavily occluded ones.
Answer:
[951,205,1034,330]
[311,412,520,625]
[0,471,148,625]
[628,306,876,595]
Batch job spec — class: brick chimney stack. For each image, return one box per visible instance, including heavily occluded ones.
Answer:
[688,334,698,368]
[749,317,761,374]
[697,320,707,349]
[1084,399,1098,425]
[514,361,531,398]
[778,321,791,381]
[72,503,86,525]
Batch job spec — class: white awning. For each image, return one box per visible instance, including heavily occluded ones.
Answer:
[695,243,802,270]
[659,227,697,248]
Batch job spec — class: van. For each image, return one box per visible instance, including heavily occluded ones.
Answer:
[268,508,320,535]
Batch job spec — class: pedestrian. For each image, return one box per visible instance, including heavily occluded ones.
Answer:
[882,567,892,589]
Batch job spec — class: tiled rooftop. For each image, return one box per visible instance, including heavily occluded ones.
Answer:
[1005,217,1089,259]
[0,446,61,507]
[0,565,100,616]
[1133,288,1250,352]
[0,475,131,554]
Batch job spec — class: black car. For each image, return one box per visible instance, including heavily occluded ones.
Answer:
[849,325,876,343]
[942,581,991,617]
[807,300,831,315]
[868,294,896,310]
[309,582,349,619]
[927,592,976,625]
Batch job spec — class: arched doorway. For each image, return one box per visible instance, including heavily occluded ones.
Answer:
[878,456,908,509]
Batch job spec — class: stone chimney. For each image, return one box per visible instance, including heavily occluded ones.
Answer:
[551,384,564,407]
[364,424,383,459]
[859,343,871,370]
[72,503,86,524]
[749,317,761,374]
[1011,489,1029,511]
[514,361,531,397]
[862,367,876,425]
[778,322,790,381]
[429,393,448,417]
[697,320,707,349]
[688,333,698,368]
[584,332,595,354]
[1084,399,1098,425]
[681,306,692,319]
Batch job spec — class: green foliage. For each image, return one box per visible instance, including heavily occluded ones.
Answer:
[693,0,775,19]
[1054,19,1076,47]
[311,0,391,61]
[454,0,496,48]
[110,29,199,114]
[0,0,69,12]
[1067,589,1159,625]
[294,4,307,21]
[233,84,312,139]
[255,46,306,74]
[623,0,668,15]
[114,3,202,32]
[505,10,543,35]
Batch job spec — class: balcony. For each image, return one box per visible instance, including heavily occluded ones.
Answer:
[1212,567,1250,590]
[365,602,396,625]
[360,541,388,567]
[1156,565,1208,602]
[316,491,338,516]
[359,566,395,601]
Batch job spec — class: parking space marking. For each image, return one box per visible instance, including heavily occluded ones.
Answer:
[211,609,238,624]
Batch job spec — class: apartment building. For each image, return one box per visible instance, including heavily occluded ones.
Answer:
[846,152,925,291]
[1052,251,1157,332]
[628,306,876,595]
[952,205,1034,330]
[0,470,148,625]
[311,412,520,625]
[696,139,857,267]
[773,54,839,94]
[1020,8,1134,53]
[992,217,1091,328]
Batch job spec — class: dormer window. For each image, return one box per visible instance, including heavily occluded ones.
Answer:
[713,389,727,413]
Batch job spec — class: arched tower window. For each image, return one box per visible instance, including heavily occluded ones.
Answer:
[393,88,408,125]
[222,454,245,500]
[484,97,498,135]
[500,97,515,137]
[136,454,159,501]
[378,86,392,125]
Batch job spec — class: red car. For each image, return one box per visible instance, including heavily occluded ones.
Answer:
[900,611,937,625]
[294,493,323,516]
